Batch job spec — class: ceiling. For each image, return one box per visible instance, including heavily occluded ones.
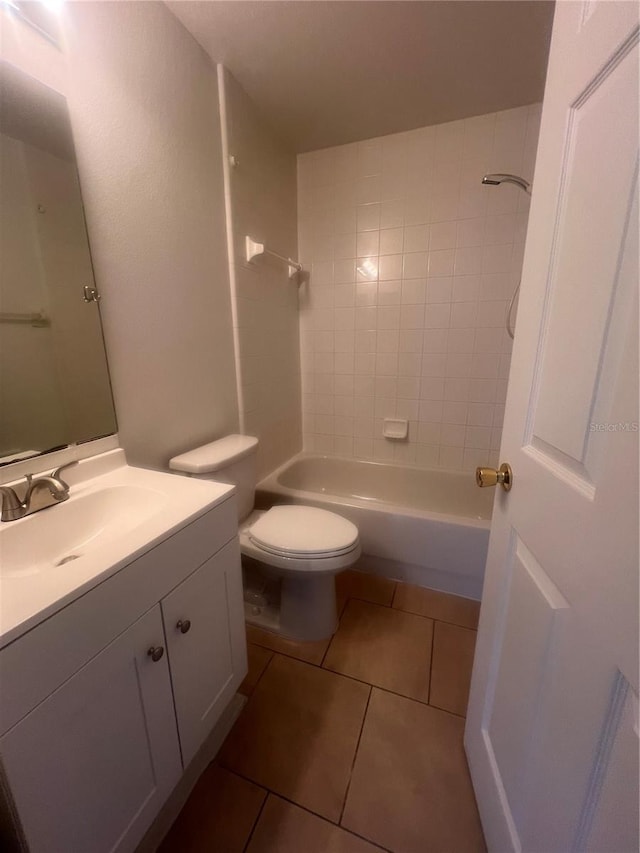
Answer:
[168,1,555,153]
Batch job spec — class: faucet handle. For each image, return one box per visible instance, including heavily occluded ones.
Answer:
[51,459,78,489]
[0,485,24,521]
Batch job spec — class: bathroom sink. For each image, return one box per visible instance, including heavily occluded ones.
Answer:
[1,484,168,578]
[0,448,235,647]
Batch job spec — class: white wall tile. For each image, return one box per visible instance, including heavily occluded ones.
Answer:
[425,303,451,329]
[442,401,468,425]
[396,398,419,421]
[357,203,381,231]
[377,329,400,352]
[298,104,539,470]
[418,421,441,444]
[428,249,455,276]
[334,374,355,395]
[378,279,402,304]
[403,252,429,279]
[398,352,422,377]
[401,279,427,304]
[426,277,453,303]
[380,228,404,255]
[451,301,478,328]
[379,254,403,280]
[403,224,430,253]
[422,328,449,352]
[399,329,423,352]
[380,199,404,229]
[357,231,380,256]
[416,444,439,468]
[430,220,457,251]
[404,194,430,225]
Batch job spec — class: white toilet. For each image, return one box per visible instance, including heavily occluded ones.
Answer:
[169,435,361,641]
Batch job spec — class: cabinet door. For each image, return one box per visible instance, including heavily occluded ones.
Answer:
[0,605,181,853]
[162,537,247,767]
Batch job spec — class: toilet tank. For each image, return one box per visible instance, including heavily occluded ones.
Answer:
[169,435,259,521]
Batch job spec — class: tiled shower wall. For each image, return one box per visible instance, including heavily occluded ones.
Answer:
[298,104,541,471]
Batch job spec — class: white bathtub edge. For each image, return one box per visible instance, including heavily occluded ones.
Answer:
[257,452,490,602]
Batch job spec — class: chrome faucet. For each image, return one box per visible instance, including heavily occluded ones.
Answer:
[0,461,77,522]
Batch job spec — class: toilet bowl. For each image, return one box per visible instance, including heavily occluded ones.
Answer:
[169,435,361,640]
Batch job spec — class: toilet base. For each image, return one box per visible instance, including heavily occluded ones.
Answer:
[242,562,338,641]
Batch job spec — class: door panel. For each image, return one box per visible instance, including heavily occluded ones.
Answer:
[488,540,569,833]
[464,2,639,851]
[162,537,246,768]
[531,40,638,466]
[0,605,181,853]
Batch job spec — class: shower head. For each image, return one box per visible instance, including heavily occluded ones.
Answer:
[482,173,531,195]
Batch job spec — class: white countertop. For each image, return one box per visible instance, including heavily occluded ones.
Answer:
[0,449,235,649]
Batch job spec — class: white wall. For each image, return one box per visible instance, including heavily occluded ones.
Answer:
[298,105,541,471]
[64,2,239,469]
[220,67,301,477]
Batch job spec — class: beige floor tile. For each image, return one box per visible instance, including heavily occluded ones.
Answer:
[393,582,481,629]
[239,643,274,697]
[324,599,433,702]
[342,688,485,853]
[430,621,477,716]
[159,764,266,853]
[247,795,382,853]
[219,654,370,822]
[246,624,330,666]
[335,569,396,615]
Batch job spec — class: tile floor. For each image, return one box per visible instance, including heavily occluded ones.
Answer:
[160,570,485,853]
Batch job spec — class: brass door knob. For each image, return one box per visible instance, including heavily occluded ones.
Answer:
[176,619,191,634]
[147,646,164,662]
[475,462,513,491]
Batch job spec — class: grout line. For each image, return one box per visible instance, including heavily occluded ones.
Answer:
[388,603,480,631]
[258,646,436,709]
[241,788,269,853]
[427,617,436,706]
[389,581,398,608]
[431,617,479,633]
[339,684,372,826]
[375,684,469,721]
[229,767,392,852]
[428,699,467,720]
[248,648,276,697]
[320,634,333,668]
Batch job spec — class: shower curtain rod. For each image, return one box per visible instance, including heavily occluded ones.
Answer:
[245,236,303,278]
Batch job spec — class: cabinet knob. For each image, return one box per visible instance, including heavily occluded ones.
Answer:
[176,619,191,634]
[147,646,164,662]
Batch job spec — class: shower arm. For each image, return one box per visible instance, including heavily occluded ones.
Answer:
[481,173,531,195]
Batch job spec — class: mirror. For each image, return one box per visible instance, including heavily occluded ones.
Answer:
[0,60,117,466]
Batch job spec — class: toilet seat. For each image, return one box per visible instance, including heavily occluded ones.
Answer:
[248,505,359,559]
[239,506,361,575]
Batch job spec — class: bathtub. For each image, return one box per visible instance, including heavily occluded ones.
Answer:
[256,454,493,600]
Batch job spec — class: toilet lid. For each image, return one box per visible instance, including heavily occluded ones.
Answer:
[248,506,359,558]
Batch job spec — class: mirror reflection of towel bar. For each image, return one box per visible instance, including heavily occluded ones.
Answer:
[0,312,49,327]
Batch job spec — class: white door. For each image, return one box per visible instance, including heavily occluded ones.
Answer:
[464,2,639,851]
[162,537,247,768]
[1,605,182,853]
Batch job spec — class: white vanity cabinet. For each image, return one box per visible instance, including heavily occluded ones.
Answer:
[0,605,182,853]
[0,495,247,853]
[161,538,245,768]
